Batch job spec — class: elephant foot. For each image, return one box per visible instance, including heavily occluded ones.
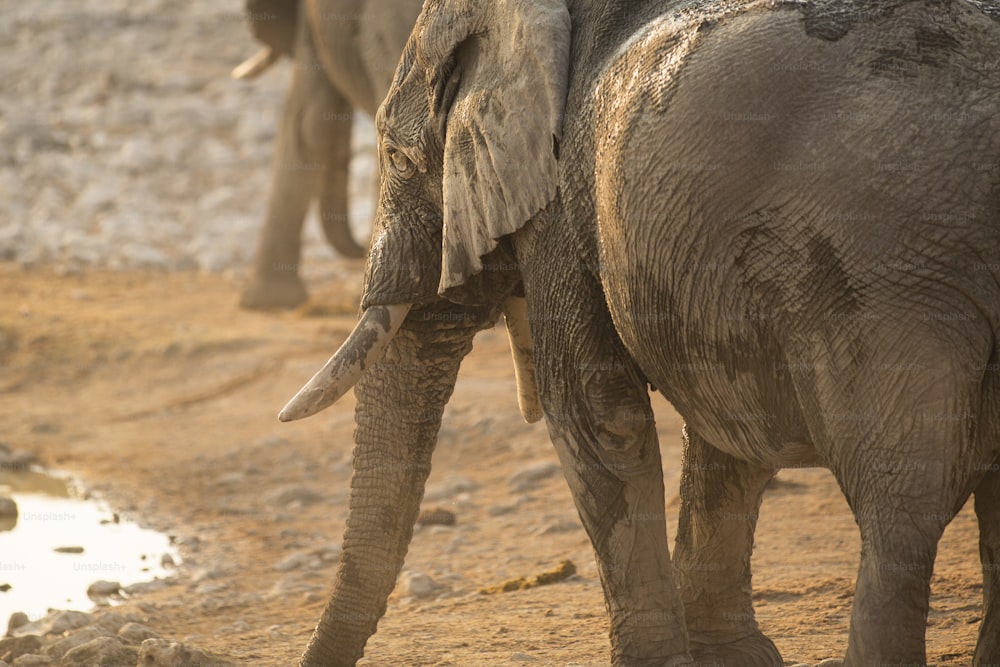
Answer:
[689,631,782,667]
[239,273,309,311]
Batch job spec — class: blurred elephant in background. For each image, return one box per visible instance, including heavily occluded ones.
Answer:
[235,0,423,310]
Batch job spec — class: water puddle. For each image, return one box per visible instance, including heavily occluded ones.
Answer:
[0,466,180,623]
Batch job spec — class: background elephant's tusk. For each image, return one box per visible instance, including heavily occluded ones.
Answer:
[502,296,543,424]
[278,303,412,422]
[231,47,280,80]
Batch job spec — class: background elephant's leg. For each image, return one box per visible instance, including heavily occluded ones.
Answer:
[317,95,367,259]
[672,429,781,667]
[525,268,690,665]
[240,62,324,310]
[974,458,1000,665]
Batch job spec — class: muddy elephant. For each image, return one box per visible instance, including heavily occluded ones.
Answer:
[279,0,1000,665]
[235,0,422,310]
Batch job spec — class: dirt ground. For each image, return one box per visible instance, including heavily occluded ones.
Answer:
[0,265,985,666]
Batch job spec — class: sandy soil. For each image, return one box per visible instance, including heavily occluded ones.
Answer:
[0,266,985,666]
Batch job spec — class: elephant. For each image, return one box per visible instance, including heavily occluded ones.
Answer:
[278,0,1000,665]
[235,0,423,310]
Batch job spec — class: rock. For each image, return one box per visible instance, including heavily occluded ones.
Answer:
[0,498,18,519]
[510,653,537,662]
[534,518,583,535]
[488,501,520,516]
[416,508,456,526]
[272,552,319,572]
[137,638,232,667]
[265,486,323,508]
[400,571,444,600]
[116,623,160,645]
[311,543,342,564]
[508,461,561,492]
[42,627,106,661]
[160,553,175,568]
[122,579,170,595]
[0,636,43,663]
[10,655,53,667]
[6,613,29,634]
[423,474,479,502]
[12,611,92,637]
[52,547,83,554]
[92,611,143,635]
[60,637,135,667]
[193,582,227,596]
[266,576,322,600]
[86,580,120,598]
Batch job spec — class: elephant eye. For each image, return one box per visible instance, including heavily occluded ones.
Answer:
[386,146,415,178]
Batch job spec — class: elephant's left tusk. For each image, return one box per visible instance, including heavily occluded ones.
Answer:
[279,304,412,422]
[503,297,544,424]
[231,47,280,80]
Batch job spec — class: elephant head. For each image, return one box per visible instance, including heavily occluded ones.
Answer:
[280,0,570,663]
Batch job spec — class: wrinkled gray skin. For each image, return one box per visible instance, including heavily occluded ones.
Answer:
[237,0,422,310]
[287,0,1000,665]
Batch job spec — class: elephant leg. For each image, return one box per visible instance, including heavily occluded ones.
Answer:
[672,429,781,667]
[241,19,355,309]
[974,457,1000,665]
[526,267,690,665]
[813,344,984,665]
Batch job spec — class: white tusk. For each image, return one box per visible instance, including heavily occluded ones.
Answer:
[279,304,412,422]
[503,297,543,424]
[231,47,280,80]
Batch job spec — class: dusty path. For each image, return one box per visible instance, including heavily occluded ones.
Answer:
[0,266,984,666]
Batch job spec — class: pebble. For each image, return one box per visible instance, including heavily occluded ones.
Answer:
[6,613,28,634]
[137,638,233,667]
[64,636,136,666]
[11,610,92,637]
[266,485,324,508]
[0,635,42,663]
[123,579,171,595]
[423,474,479,502]
[272,552,320,572]
[0,498,17,520]
[508,461,561,492]
[85,579,121,598]
[9,654,53,666]
[117,622,160,645]
[400,571,444,600]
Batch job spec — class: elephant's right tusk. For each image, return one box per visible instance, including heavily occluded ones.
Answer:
[503,297,544,424]
[279,304,412,422]
[231,47,280,80]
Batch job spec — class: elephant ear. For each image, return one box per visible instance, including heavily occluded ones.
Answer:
[416,0,571,297]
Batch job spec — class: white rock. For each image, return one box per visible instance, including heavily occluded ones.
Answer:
[400,571,444,600]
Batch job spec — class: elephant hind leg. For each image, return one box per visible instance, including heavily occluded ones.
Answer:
[974,459,1000,665]
[672,429,781,667]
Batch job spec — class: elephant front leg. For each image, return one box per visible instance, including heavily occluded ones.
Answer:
[672,429,782,667]
[545,398,691,667]
[530,299,690,664]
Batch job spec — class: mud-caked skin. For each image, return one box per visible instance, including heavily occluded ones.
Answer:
[238,0,423,310]
[287,0,1000,665]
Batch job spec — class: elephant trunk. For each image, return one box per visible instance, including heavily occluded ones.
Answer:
[299,322,477,666]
